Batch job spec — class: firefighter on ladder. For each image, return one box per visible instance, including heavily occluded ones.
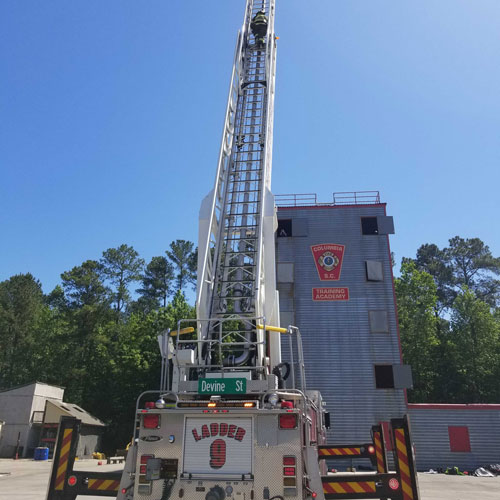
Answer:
[251,10,268,48]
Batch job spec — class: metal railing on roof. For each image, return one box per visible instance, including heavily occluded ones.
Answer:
[275,191,380,207]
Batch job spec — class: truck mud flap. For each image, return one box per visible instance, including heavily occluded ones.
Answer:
[46,416,120,499]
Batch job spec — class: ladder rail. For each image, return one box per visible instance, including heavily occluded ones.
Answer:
[197,0,278,373]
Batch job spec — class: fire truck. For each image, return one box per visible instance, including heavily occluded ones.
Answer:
[46,2,420,499]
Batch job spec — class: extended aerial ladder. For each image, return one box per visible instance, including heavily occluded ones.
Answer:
[46,2,421,499]
[195,0,281,380]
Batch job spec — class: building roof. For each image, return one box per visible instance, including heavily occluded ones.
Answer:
[46,400,105,427]
[408,403,500,411]
[0,381,65,394]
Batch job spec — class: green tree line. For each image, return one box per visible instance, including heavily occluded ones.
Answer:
[395,236,500,403]
[1,234,498,450]
[0,240,196,451]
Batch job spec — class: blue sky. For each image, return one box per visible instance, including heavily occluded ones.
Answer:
[2,0,499,296]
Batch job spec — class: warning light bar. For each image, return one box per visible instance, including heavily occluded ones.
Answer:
[177,401,257,409]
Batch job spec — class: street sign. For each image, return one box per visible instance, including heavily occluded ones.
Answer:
[198,378,247,395]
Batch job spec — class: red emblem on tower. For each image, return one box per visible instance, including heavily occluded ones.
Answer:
[311,244,345,281]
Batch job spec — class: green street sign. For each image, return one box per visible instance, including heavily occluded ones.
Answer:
[198,377,247,395]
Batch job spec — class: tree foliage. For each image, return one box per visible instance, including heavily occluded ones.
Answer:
[136,256,174,309]
[398,236,500,403]
[1,234,498,452]
[0,241,196,453]
[0,274,44,387]
[450,288,500,403]
[101,244,145,315]
[166,240,197,292]
[395,261,439,401]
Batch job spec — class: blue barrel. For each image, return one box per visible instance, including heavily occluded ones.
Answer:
[34,447,49,461]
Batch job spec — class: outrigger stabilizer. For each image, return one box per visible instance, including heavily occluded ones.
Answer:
[319,416,420,500]
[46,416,122,499]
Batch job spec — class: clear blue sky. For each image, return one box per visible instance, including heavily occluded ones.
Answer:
[2,0,499,296]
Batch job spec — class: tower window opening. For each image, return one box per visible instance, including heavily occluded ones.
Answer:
[361,217,378,235]
[278,219,292,237]
[374,365,395,389]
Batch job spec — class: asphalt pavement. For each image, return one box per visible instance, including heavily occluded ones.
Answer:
[1,459,500,499]
[0,458,123,500]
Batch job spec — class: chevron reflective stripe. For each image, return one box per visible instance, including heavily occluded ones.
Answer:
[54,428,73,490]
[395,428,414,500]
[88,479,121,491]
[318,447,361,457]
[323,480,376,495]
[373,431,385,473]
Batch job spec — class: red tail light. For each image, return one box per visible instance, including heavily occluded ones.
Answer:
[67,475,77,486]
[279,413,297,429]
[141,454,154,465]
[312,493,317,498]
[140,465,147,474]
[283,456,296,465]
[143,414,160,429]
[145,402,155,409]
[281,401,293,409]
[283,467,296,476]
[389,478,400,490]
[367,445,375,454]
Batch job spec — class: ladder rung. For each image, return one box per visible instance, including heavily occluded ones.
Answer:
[218,280,255,284]
[227,212,260,217]
[225,199,260,203]
[217,295,254,298]
[229,179,262,184]
[224,236,258,241]
[226,226,259,231]
[223,250,257,254]
[228,189,261,193]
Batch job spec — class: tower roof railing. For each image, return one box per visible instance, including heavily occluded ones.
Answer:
[275,191,381,207]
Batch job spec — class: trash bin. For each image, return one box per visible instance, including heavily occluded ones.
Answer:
[34,447,49,461]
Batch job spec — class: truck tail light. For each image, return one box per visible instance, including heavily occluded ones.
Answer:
[283,456,296,466]
[283,467,296,476]
[279,414,297,429]
[143,414,160,429]
[281,401,293,409]
[389,478,400,490]
[367,445,375,454]
[141,454,154,464]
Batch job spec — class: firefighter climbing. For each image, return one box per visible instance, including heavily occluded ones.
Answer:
[251,10,268,47]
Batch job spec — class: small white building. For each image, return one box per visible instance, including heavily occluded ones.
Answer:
[0,382,64,458]
[40,399,105,458]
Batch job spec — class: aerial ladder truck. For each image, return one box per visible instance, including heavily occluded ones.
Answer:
[46,2,420,499]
